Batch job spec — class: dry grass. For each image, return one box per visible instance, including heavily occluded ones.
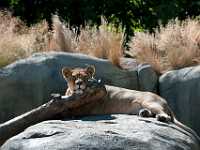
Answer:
[75,25,124,66]
[1,10,200,72]
[48,15,76,52]
[0,12,124,67]
[49,16,124,66]
[129,32,162,72]
[129,19,200,73]
[0,11,49,67]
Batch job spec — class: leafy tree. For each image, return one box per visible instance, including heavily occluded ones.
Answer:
[3,0,200,37]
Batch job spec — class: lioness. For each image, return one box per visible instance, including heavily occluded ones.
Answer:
[62,65,200,142]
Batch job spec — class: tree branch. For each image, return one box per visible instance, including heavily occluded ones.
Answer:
[0,86,106,146]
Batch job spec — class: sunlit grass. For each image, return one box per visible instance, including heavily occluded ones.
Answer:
[129,19,200,73]
[1,10,200,73]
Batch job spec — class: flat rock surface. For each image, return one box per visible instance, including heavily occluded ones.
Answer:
[1,115,199,150]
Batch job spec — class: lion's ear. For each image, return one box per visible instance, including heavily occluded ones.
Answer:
[86,65,95,77]
[62,67,72,80]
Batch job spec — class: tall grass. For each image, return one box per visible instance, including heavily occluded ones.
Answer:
[49,16,124,66]
[1,10,200,73]
[129,19,200,73]
[48,15,75,52]
[0,11,124,67]
[75,24,124,66]
[0,11,49,67]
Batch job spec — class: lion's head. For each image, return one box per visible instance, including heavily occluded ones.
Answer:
[62,66,95,95]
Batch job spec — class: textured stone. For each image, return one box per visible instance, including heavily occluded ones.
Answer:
[159,66,200,136]
[1,115,199,150]
[137,64,158,93]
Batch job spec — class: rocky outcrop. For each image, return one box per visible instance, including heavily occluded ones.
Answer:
[159,66,200,136]
[137,63,158,92]
[0,52,158,123]
[1,115,199,150]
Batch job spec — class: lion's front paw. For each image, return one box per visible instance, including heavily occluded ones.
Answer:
[139,108,152,117]
[156,114,171,122]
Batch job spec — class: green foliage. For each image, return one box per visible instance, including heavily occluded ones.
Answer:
[4,0,200,37]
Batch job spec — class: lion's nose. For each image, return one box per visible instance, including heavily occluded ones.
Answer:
[75,79,83,85]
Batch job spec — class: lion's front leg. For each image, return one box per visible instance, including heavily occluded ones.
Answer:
[155,113,171,122]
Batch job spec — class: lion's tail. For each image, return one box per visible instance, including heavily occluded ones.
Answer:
[171,114,200,145]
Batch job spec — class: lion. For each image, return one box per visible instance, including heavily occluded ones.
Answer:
[61,65,200,142]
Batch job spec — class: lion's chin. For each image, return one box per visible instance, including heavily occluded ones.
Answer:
[74,89,84,95]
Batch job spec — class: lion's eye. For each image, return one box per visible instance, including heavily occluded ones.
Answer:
[70,76,76,80]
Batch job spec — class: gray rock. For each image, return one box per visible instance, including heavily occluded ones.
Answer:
[1,115,199,150]
[159,66,200,136]
[137,64,158,93]
[120,57,138,70]
[120,59,158,93]
[0,52,138,123]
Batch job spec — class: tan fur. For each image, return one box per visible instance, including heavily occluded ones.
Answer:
[62,66,200,143]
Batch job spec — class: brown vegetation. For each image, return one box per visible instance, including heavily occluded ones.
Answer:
[0,12,124,67]
[1,10,200,73]
[0,11,49,67]
[48,16,124,66]
[129,19,200,73]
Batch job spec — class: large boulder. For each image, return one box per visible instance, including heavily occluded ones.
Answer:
[120,59,158,92]
[159,66,200,136]
[0,52,158,123]
[1,115,199,150]
[137,63,158,93]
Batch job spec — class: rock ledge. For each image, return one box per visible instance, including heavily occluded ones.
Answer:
[1,115,199,150]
